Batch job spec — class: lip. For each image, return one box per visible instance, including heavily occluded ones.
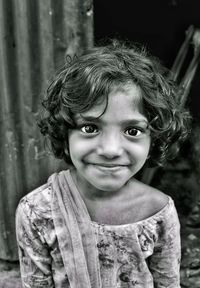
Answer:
[88,163,128,172]
[91,163,128,167]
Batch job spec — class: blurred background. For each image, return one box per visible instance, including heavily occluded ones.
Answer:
[0,0,200,286]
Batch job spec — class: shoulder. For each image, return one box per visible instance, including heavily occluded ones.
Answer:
[131,181,180,235]
[135,182,180,229]
[140,183,179,224]
[143,184,169,215]
[16,182,53,224]
[128,179,169,216]
[15,182,55,247]
[126,178,181,227]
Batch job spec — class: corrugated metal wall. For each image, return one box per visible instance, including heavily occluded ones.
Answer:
[0,0,93,260]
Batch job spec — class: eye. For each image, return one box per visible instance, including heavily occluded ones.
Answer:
[80,124,99,134]
[125,127,143,137]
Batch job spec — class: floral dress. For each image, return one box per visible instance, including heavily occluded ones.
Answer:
[16,170,181,288]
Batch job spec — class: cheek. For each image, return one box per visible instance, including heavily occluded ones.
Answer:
[131,139,151,161]
[68,133,93,160]
[68,134,81,157]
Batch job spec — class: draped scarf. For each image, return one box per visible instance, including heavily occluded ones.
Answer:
[48,170,102,288]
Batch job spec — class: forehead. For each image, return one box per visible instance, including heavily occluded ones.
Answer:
[75,83,146,122]
[109,83,143,110]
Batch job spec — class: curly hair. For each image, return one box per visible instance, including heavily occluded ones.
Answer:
[38,40,191,167]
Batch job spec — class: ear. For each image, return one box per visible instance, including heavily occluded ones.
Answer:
[63,146,73,166]
[64,140,70,157]
[64,147,68,155]
[64,145,70,156]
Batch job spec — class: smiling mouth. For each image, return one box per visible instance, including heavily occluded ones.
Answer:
[89,163,128,171]
[94,164,126,167]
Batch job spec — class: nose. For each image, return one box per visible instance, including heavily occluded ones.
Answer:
[97,132,123,159]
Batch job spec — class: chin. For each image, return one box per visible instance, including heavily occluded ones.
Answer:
[91,179,127,193]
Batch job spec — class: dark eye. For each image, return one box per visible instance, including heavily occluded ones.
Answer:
[81,124,99,134]
[125,127,142,137]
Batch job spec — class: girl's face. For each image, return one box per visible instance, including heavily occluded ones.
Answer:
[68,83,151,196]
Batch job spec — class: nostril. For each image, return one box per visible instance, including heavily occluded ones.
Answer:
[97,143,123,158]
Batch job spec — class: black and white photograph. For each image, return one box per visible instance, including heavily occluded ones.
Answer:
[0,1,200,287]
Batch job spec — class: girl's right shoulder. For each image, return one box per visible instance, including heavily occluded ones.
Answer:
[16,182,53,221]
[16,183,56,247]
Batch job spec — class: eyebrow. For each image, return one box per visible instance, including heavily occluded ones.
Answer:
[75,115,149,126]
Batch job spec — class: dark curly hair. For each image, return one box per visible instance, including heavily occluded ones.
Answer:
[38,40,191,167]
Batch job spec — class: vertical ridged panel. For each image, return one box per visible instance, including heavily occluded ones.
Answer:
[0,0,23,259]
[0,0,93,260]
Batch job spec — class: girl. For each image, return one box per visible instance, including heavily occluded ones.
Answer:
[16,40,190,287]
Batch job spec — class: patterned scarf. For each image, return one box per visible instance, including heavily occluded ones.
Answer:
[49,170,102,288]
